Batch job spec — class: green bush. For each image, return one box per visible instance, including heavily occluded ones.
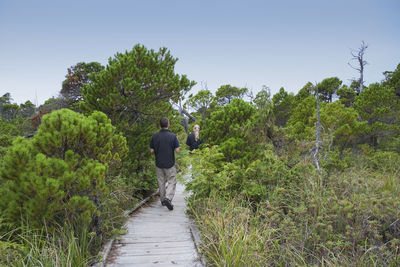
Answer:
[187,146,299,205]
[0,109,127,230]
[202,98,256,163]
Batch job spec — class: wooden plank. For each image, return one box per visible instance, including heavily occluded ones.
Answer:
[115,246,196,256]
[112,240,195,249]
[107,260,201,267]
[110,252,199,264]
[118,239,193,244]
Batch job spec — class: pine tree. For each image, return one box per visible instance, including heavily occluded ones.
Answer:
[80,44,194,193]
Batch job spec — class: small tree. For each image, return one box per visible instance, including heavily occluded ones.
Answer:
[286,95,317,141]
[202,98,255,163]
[18,100,36,118]
[0,93,12,114]
[186,89,214,120]
[317,77,342,103]
[354,83,400,149]
[215,84,248,106]
[1,103,20,121]
[383,63,400,97]
[272,87,296,127]
[253,86,275,139]
[337,85,357,107]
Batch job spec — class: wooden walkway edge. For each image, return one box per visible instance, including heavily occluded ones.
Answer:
[104,182,203,266]
[93,191,159,267]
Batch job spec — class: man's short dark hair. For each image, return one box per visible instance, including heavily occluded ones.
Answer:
[160,117,169,128]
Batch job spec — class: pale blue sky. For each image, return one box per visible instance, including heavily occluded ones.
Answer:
[1,0,399,105]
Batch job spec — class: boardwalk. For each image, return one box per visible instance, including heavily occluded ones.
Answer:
[106,182,203,267]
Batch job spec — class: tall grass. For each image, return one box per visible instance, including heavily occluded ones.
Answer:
[0,221,97,266]
[190,197,267,266]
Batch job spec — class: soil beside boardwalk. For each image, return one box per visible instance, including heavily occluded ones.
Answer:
[105,182,203,266]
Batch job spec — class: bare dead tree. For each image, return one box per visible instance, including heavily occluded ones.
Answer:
[314,83,321,173]
[348,41,368,95]
[174,97,197,133]
[200,80,209,91]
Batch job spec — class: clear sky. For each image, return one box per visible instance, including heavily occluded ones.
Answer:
[1,0,399,105]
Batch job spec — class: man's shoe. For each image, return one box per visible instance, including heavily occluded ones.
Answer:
[163,198,174,210]
[161,199,166,206]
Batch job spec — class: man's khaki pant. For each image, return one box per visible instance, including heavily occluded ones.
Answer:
[156,165,177,201]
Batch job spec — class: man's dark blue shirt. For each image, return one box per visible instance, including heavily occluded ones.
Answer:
[150,129,180,168]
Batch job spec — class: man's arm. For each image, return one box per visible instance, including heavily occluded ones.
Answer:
[174,135,180,153]
[150,136,155,153]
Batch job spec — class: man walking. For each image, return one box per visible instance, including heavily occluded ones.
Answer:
[150,117,180,210]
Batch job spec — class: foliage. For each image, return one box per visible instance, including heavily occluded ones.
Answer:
[190,197,269,266]
[294,82,313,103]
[202,98,256,163]
[272,87,296,127]
[383,63,400,96]
[189,151,400,266]
[317,77,342,103]
[39,96,68,112]
[354,82,400,149]
[18,100,36,119]
[202,98,255,145]
[215,84,248,106]
[0,95,37,162]
[286,95,317,141]
[251,86,276,144]
[0,109,127,230]
[61,62,104,108]
[0,222,95,267]
[0,117,20,136]
[319,101,363,149]
[187,147,298,204]
[185,89,214,120]
[337,85,357,107]
[0,93,36,121]
[188,63,400,265]
[2,103,20,121]
[0,93,12,116]
[80,44,194,195]
[81,44,194,126]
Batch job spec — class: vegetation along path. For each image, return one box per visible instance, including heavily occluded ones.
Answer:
[105,180,203,267]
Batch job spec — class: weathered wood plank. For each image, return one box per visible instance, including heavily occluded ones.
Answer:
[110,252,199,264]
[115,246,196,255]
[111,241,194,250]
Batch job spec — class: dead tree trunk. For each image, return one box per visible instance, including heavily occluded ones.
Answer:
[314,84,321,173]
[177,99,196,132]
